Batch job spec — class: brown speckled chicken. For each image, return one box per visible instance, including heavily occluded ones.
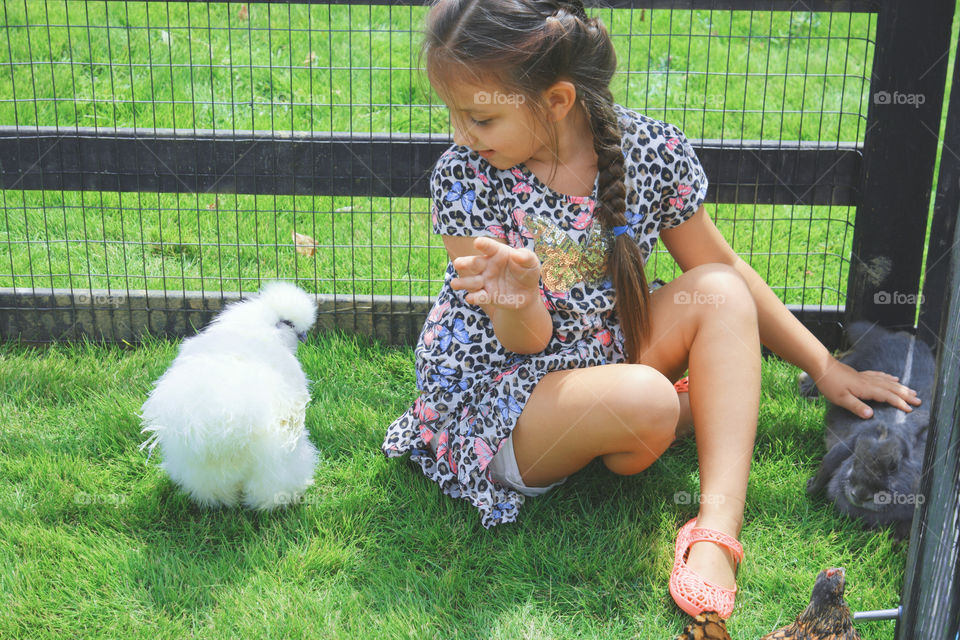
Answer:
[676,611,732,640]
[761,568,861,640]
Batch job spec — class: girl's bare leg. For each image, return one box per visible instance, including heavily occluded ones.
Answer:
[675,391,694,439]
[511,262,760,590]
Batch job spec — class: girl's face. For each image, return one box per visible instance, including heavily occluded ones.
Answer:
[437,79,552,171]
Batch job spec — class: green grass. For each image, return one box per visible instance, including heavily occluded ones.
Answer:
[1,2,915,304]
[0,331,909,638]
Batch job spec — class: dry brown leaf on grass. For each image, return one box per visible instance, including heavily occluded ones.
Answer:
[238,4,248,21]
[293,231,317,257]
[303,51,318,66]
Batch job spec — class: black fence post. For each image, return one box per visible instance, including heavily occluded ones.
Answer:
[845,0,955,331]
[918,20,960,348]
[895,180,960,640]
[896,11,960,630]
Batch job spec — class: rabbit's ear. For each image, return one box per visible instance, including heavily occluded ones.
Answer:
[808,435,858,495]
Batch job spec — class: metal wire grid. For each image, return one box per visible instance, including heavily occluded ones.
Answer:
[608,7,873,309]
[0,1,874,341]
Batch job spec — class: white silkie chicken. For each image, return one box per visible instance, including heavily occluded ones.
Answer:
[140,282,318,509]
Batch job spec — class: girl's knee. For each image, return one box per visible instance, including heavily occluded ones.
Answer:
[609,365,680,449]
[683,263,756,320]
[600,369,677,477]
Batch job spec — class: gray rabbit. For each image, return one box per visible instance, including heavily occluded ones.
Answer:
[799,321,933,539]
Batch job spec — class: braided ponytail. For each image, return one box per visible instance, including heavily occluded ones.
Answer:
[581,89,652,361]
[566,2,652,361]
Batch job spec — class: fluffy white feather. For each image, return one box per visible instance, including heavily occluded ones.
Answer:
[140,281,319,509]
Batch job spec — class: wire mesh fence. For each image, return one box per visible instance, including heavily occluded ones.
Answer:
[1,2,439,299]
[0,0,940,345]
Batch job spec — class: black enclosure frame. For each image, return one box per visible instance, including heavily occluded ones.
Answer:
[0,0,958,635]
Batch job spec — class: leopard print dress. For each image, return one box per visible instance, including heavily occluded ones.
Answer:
[382,104,708,528]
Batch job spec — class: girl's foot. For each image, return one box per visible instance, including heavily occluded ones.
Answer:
[670,516,744,618]
[683,516,739,590]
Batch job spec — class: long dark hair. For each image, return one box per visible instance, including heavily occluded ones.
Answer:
[423,0,652,361]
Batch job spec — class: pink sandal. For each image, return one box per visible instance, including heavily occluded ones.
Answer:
[673,376,689,393]
[669,518,744,619]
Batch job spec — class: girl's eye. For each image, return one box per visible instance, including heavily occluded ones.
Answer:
[471,118,491,126]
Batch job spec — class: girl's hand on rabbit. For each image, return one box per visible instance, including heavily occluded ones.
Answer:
[815,358,921,418]
[450,236,542,310]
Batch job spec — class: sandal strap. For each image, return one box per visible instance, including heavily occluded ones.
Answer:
[686,526,745,563]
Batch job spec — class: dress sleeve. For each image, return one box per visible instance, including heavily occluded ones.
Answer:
[430,146,504,237]
[657,123,709,230]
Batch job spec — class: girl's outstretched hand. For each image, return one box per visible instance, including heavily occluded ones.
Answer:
[813,357,922,419]
[450,236,542,310]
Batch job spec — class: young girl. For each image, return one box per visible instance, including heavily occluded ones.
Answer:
[381,0,921,618]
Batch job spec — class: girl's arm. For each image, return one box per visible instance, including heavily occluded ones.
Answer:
[660,205,922,418]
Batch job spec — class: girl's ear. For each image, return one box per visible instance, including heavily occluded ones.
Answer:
[542,80,578,121]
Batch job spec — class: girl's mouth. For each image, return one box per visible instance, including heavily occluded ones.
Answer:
[477,149,495,159]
